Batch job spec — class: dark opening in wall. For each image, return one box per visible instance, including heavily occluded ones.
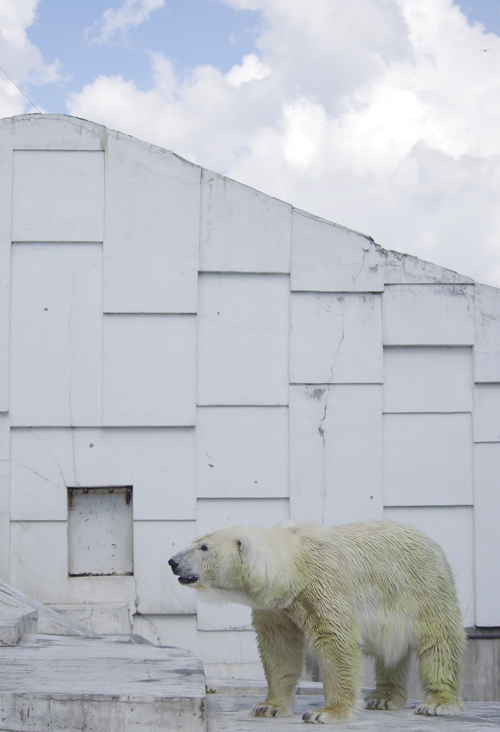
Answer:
[68,486,133,577]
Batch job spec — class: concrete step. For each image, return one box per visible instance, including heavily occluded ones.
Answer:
[38,603,131,636]
[0,609,37,647]
[0,580,96,638]
[0,634,206,732]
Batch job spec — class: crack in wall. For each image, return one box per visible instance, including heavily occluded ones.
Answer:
[352,247,369,287]
[316,319,345,524]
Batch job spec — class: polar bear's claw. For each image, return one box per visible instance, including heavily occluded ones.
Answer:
[415,700,464,716]
[251,702,288,718]
[302,711,325,724]
[302,709,353,724]
[364,695,406,710]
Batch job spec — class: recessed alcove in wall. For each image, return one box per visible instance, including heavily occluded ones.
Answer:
[68,486,133,576]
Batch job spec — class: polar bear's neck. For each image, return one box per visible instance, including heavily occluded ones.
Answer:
[240,527,307,610]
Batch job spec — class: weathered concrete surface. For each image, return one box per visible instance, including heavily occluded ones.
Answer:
[0,585,38,646]
[0,634,206,732]
[0,609,37,646]
[0,580,96,638]
[38,603,131,636]
[206,693,500,730]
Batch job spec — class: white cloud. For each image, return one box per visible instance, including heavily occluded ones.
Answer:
[225,54,271,88]
[0,0,61,115]
[85,0,165,45]
[63,0,500,286]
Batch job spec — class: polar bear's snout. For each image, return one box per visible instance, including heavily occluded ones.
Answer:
[168,554,199,585]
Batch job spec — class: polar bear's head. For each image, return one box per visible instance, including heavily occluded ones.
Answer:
[168,524,306,609]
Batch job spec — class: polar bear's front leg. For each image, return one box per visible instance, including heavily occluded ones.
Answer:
[251,609,304,718]
[302,622,360,724]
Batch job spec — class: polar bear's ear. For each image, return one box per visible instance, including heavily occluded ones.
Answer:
[234,534,268,585]
[235,537,252,563]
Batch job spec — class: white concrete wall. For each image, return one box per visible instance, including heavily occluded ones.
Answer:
[1,114,499,677]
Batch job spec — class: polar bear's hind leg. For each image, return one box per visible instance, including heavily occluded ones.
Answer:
[364,650,410,710]
[415,616,465,716]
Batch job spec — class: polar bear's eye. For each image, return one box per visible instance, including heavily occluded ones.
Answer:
[200,544,208,551]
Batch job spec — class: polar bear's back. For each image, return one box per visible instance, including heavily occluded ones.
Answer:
[290,519,455,596]
[281,519,461,663]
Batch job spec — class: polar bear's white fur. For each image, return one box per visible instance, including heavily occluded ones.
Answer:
[169,520,465,725]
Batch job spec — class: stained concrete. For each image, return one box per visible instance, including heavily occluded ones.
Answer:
[0,634,206,732]
[206,693,500,730]
[0,608,37,646]
[1,636,499,732]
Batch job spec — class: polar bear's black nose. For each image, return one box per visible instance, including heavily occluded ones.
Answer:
[168,558,179,574]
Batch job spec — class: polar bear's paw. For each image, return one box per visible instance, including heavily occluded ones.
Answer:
[415,697,464,716]
[302,708,355,724]
[364,691,406,710]
[251,702,290,718]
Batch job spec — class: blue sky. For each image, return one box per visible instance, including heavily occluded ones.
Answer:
[25,1,262,113]
[14,0,499,115]
[457,0,499,32]
[1,0,500,287]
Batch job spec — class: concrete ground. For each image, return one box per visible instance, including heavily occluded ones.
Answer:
[205,679,500,731]
[0,634,498,731]
[206,692,500,731]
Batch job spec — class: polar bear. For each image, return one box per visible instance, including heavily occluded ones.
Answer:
[169,520,465,724]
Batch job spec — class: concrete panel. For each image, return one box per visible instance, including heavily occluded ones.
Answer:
[291,210,384,292]
[475,284,500,382]
[196,407,288,498]
[197,629,261,669]
[384,347,473,413]
[474,443,500,626]
[383,284,475,345]
[474,384,500,442]
[197,595,252,633]
[10,522,68,604]
[196,498,289,536]
[11,427,196,522]
[39,604,131,636]
[197,274,289,406]
[134,521,197,614]
[0,146,11,411]
[290,385,383,526]
[73,428,196,521]
[68,487,133,576]
[10,429,74,521]
[66,575,136,606]
[461,638,500,702]
[0,114,106,151]
[383,506,474,627]
[0,114,106,410]
[384,413,473,506]
[290,293,383,384]
[133,614,262,677]
[10,243,102,427]
[0,415,9,581]
[103,134,200,313]
[12,150,104,242]
[133,614,198,651]
[103,314,196,426]
[200,170,291,273]
[384,250,474,285]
